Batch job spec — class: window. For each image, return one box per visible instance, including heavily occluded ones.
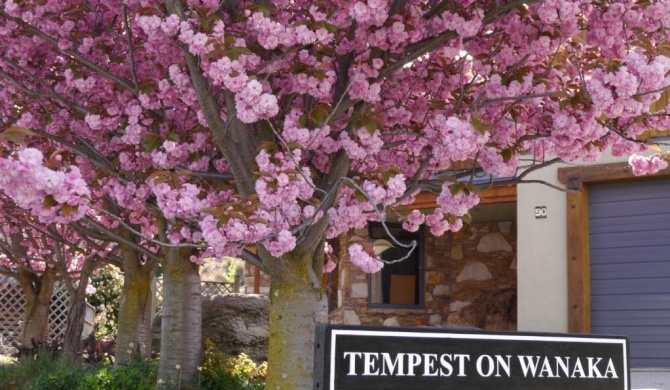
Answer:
[368,222,424,308]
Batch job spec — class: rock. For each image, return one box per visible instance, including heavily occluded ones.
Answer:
[433,285,451,297]
[450,300,471,312]
[201,294,269,362]
[152,294,269,362]
[448,288,517,331]
[383,317,400,327]
[425,292,434,302]
[351,282,368,298]
[426,271,445,284]
[425,254,436,268]
[476,232,512,253]
[451,243,464,259]
[429,314,442,325]
[343,310,361,325]
[456,262,493,282]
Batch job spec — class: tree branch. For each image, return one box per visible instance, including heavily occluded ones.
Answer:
[122,5,139,89]
[0,10,138,95]
[164,0,257,198]
[240,249,265,271]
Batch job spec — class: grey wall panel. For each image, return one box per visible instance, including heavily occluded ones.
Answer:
[589,179,670,368]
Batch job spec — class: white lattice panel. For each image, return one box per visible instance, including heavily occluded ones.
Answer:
[0,283,25,342]
[48,284,71,342]
[0,282,72,345]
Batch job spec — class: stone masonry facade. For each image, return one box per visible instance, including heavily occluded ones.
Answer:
[329,220,517,330]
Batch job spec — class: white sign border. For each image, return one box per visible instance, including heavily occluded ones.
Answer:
[328,329,629,390]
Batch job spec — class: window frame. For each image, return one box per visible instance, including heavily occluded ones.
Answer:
[366,222,425,309]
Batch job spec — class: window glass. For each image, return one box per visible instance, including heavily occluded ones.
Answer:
[368,223,423,307]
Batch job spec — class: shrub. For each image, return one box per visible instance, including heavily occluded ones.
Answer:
[0,349,85,390]
[0,341,267,390]
[77,359,157,390]
[88,265,123,339]
[199,339,267,390]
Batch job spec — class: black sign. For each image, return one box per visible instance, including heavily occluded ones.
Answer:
[314,325,629,390]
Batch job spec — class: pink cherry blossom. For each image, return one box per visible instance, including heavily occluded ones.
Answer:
[629,153,668,176]
[348,244,384,273]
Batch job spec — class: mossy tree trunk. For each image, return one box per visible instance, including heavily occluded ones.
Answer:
[60,257,98,360]
[156,246,202,388]
[115,244,155,365]
[62,285,87,359]
[263,247,328,390]
[17,267,57,348]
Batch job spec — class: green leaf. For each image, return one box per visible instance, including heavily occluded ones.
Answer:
[3,126,36,137]
[188,152,201,162]
[363,116,377,134]
[227,47,253,61]
[310,104,330,126]
[141,133,161,152]
[147,171,170,185]
[429,100,447,110]
[658,42,670,57]
[43,195,57,208]
[650,89,670,114]
[139,80,156,94]
[313,69,327,81]
[354,190,367,202]
[471,116,486,135]
[449,183,461,196]
[501,148,514,162]
[298,114,308,128]
[62,204,77,218]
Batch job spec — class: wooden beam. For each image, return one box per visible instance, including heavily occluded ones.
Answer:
[253,266,260,294]
[558,162,670,184]
[565,181,591,333]
[393,185,517,211]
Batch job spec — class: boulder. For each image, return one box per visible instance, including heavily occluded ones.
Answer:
[152,293,269,362]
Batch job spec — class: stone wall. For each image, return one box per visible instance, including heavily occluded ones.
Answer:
[329,220,517,330]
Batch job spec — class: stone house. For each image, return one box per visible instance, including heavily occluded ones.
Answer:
[246,148,670,370]
[326,187,517,330]
[245,186,519,332]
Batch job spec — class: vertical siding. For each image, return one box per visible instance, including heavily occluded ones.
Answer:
[590,180,670,367]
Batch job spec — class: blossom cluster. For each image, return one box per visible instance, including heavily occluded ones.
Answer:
[629,154,669,176]
[348,244,384,273]
[0,149,90,224]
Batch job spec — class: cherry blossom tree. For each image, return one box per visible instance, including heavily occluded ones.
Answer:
[0,208,59,349]
[0,195,105,357]
[2,0,670,388]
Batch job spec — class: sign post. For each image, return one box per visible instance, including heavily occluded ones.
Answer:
[314,325,629,390]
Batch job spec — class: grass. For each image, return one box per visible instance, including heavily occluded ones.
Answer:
[0,346,266,390]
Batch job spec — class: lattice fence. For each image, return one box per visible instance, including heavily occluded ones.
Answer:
[154,275,241,314]
[0,282,72,344]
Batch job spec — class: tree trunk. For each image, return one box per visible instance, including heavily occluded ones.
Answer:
[265,252,328,390]
[61,261,98,360]
[156,247,201,389]
[18,267,57,348]
[115,249,155,365]
[62,286,87,360]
